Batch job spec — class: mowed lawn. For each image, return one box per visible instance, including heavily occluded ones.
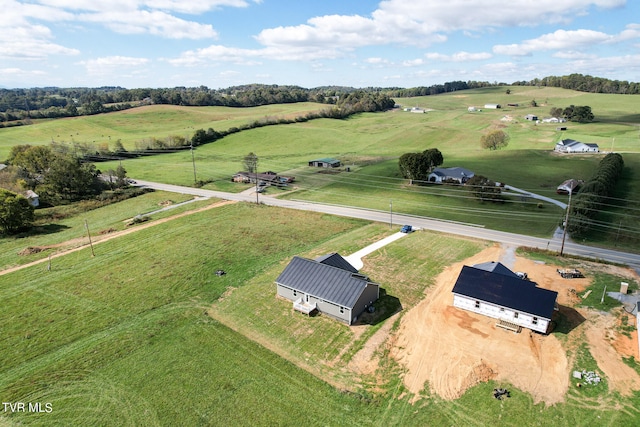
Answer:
[2,202,638,426]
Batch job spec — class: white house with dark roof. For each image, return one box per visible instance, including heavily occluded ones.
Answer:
[451,264,558,334]
[308,158,341,168]
[555,139,599,153]
[275,253,379,325]
[428,167,475,184]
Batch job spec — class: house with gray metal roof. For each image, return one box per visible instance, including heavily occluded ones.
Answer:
[554,139,599,153]
[275,253,379,325]
[428,167,475,184]
[452,264,558,334]
[308,158,341,168]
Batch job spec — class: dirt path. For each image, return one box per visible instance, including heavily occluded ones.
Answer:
[0,199,236,277]
[389,244,640,404]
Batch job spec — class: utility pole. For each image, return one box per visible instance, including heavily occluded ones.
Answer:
[389,200,393,229]
[190,143,197,185]
[559,190,572,256]
[85,220,95,257]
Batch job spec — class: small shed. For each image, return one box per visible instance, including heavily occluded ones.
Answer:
[25,190,39,207]
[525,114,538,121]
[484,103,501,109]
[308,158,341,168]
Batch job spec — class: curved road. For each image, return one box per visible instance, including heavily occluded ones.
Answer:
[134,180,640,270]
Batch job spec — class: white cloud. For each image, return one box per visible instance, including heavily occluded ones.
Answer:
[79,56,150,75]
[552,51,597,59]
[402,59,425,67]
[255,0,625,55]
[493,25,640,57]
[425,51,492,62]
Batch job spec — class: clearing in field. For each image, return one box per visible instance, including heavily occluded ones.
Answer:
[390,245,640,404]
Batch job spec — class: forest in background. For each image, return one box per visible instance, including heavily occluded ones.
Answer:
[1,73,638,125]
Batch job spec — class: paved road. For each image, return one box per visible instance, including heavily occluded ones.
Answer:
[134,180,640,270]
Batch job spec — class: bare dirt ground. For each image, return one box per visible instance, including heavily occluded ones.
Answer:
[381,244,640,404]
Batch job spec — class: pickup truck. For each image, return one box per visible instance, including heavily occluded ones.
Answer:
[401,225,413,233]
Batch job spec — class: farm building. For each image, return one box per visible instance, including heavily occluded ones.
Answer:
[308,158,341,168]
[524,114,538,121]
[484,103,501,109]
[542,117,566,123]
[428,167,475,184]
[24,190,39,207]
[451,264,558,334]
[554,139,599,153]
[556,179,581,195]
[467,106,477,112]
[275,253,379,325]
[232,171,294,185]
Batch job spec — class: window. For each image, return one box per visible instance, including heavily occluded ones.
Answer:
[293,290,297,297]
[499,307,505,312]
[514,312,519,319]
[532,317,538,325]
[474,301,480,309]
[340,307,344,314]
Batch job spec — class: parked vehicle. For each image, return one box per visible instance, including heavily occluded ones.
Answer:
[401,225,413,233]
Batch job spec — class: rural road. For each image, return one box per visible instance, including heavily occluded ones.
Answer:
[133,180,640,270]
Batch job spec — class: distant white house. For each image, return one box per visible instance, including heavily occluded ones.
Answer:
[428,167,475,184]
[467,106,477,112]
[542,117,566,123]
[524,114,538,121]
[555,139,599,153]
[404,107,426,113]
[25,190,39,207]
[484,103,501,109]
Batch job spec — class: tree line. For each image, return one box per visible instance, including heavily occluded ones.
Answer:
[513,73,640,95]
[567,153,625,238]
[0,85,393,126]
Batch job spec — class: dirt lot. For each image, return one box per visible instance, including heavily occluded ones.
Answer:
[386,245,640,404]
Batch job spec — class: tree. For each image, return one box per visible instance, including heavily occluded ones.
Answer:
[0,189,34,234]
[398,152,430,184]
[505,89,511,94]
[549,107,563,118]
[423,148,444,172]
[243,152,258,173]
[480,130,510,150]
[42,154,100,200]
[466,175,504,202]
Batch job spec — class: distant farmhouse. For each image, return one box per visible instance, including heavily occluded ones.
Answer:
[308,158,341,168]
[232,171,294,186]
[451,262,558,334]
[25,190,39,207]
[275,253,379,325]
[404,107,426,113]
[542,117,566,123]
[556,179,581,195]
[428,167,475,184]
[524,114,538,121]
[555,139,599,153]
[484,103,501,109]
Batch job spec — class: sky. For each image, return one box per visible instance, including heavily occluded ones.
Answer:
[1,0,640,89]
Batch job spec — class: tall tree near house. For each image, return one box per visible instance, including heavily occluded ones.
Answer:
[398,152,429,184]
[0,189,34,234]
[423,148,444,172]
[480,130,510,150]
[243,152,258,173]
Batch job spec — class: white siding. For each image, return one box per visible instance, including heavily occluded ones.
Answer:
[452,294,551,334]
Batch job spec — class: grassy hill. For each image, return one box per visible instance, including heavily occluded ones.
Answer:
[2,86,639,248]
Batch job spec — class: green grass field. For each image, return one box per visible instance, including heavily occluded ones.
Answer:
[3,86,639,248]
[2,202,638,426]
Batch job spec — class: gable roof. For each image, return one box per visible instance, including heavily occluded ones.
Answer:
[431,167,474,180]
[472,261,520,279]
[452,265,557,319]
[309,158,340,164]
[276,256,372,308]
[315,253,358,273]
